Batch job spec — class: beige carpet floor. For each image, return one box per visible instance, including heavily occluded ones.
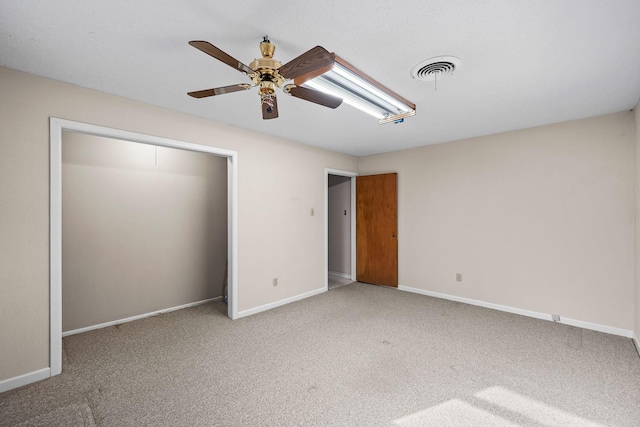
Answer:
[1,282,639,426]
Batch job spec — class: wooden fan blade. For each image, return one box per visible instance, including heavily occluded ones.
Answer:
[189,41,254,75]
[287,86,342,109]
[278,46,335,82]
[261,95,279,120]
[188,84,251,98]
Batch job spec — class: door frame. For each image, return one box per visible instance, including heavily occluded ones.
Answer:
[324,168,358,290]
[49,117,239,377]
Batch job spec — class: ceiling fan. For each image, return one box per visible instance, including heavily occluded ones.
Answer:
[188,36,343,120]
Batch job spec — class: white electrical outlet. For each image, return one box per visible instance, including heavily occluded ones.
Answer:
[456,273,462,282]
[273,278,278,286]
[552,314,560,322]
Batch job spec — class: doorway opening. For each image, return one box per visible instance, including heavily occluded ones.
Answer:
[50,118,239,377]
[325,168,358,290]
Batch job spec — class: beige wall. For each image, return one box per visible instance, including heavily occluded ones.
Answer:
[635,100,640,340]
[0,66,357,382]
[328,175,351,275]
[359,112,636,330]
[2,63,638,385]
[62,133,228,332]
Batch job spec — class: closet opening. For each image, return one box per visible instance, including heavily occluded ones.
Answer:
[50,118,239,377]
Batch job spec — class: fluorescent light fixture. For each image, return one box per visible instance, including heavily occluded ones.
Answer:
[299,56,416,124]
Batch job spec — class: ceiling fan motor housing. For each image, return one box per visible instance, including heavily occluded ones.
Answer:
[250,59,284,87]
[249,58,282,74]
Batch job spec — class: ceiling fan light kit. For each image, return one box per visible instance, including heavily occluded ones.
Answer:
[188,36,415,124]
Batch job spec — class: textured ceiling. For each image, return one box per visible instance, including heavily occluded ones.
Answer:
[2,1,640,156]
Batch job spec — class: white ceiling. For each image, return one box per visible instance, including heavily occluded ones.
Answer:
[2,1,640,156]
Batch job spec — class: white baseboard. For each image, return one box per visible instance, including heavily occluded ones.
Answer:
[560,316,634,338]
[0,367,50,394]
[633,333,640,356]
[62,297,222,337]
[398,286,634,338]
[237,287,326,319]
[328,271,352,280]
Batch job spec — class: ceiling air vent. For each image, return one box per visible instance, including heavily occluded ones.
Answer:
[411,56,462,81]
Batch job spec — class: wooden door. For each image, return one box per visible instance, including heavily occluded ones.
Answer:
[356,173,398,287]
